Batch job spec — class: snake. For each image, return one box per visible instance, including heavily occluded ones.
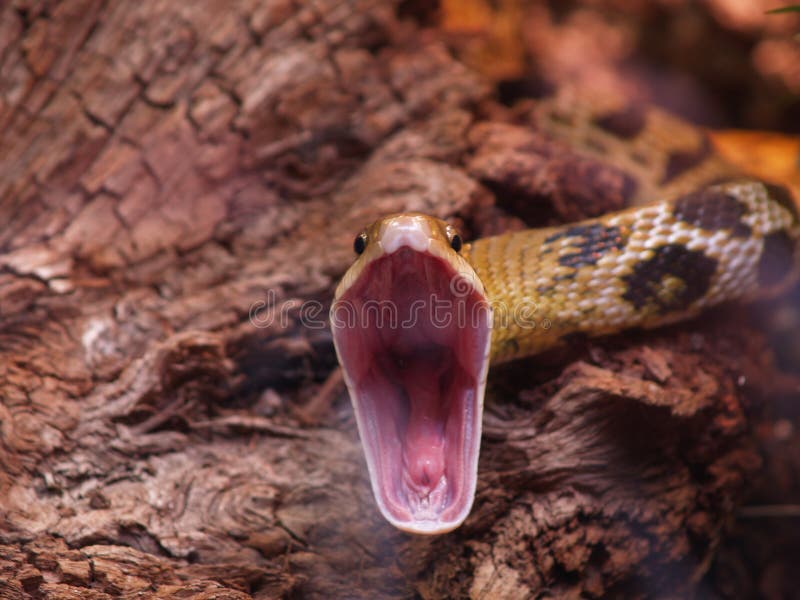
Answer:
[329,94,800,535]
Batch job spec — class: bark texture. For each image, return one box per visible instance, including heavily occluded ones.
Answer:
[0,1,795,598]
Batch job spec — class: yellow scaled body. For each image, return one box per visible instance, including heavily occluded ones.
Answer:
[465,181,800,363]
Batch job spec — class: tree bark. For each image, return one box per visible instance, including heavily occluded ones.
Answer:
[0,1,791,598]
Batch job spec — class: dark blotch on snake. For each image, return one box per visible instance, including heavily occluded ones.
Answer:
[660,136,712,185]
[622,244,718,312]
[673,188,751,237]
[593,104,647,139]
[758,231,796,287]
[545,224,628,270]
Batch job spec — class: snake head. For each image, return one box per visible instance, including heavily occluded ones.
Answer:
[331,213,492,534]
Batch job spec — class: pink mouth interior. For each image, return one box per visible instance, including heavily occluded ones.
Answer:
[332,247,490,530]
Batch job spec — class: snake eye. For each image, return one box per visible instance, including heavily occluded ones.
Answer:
[450,234,462,252]
[354,233,367,255]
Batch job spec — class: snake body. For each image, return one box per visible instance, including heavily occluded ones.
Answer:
[468,180,800,363]
[331,97,800,535]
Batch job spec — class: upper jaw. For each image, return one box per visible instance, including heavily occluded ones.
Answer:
[378,214,433,254]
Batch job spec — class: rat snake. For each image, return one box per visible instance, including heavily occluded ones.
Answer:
[330,95,800,535]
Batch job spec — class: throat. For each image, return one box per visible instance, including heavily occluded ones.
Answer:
[391,351,450,498]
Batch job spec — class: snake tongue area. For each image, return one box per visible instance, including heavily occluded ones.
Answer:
[331,246,491,534]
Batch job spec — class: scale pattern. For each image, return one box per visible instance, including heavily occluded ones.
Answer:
[466,181,800,363]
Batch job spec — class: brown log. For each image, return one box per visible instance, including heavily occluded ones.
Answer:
[0,1,795,598]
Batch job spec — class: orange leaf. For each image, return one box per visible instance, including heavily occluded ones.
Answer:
[709,130,800,202]
[439,0,527,81]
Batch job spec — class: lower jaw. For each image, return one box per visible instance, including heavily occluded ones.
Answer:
[357,374,480,532]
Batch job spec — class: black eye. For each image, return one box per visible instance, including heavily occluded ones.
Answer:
[354,233,367,255]
[450,234,462,252]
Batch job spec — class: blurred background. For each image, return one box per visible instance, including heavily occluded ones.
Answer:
[433,0,800,131]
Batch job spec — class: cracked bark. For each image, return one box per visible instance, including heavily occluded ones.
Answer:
[0,1,794,598]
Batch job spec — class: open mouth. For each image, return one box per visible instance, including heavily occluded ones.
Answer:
[331,246,491,534]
